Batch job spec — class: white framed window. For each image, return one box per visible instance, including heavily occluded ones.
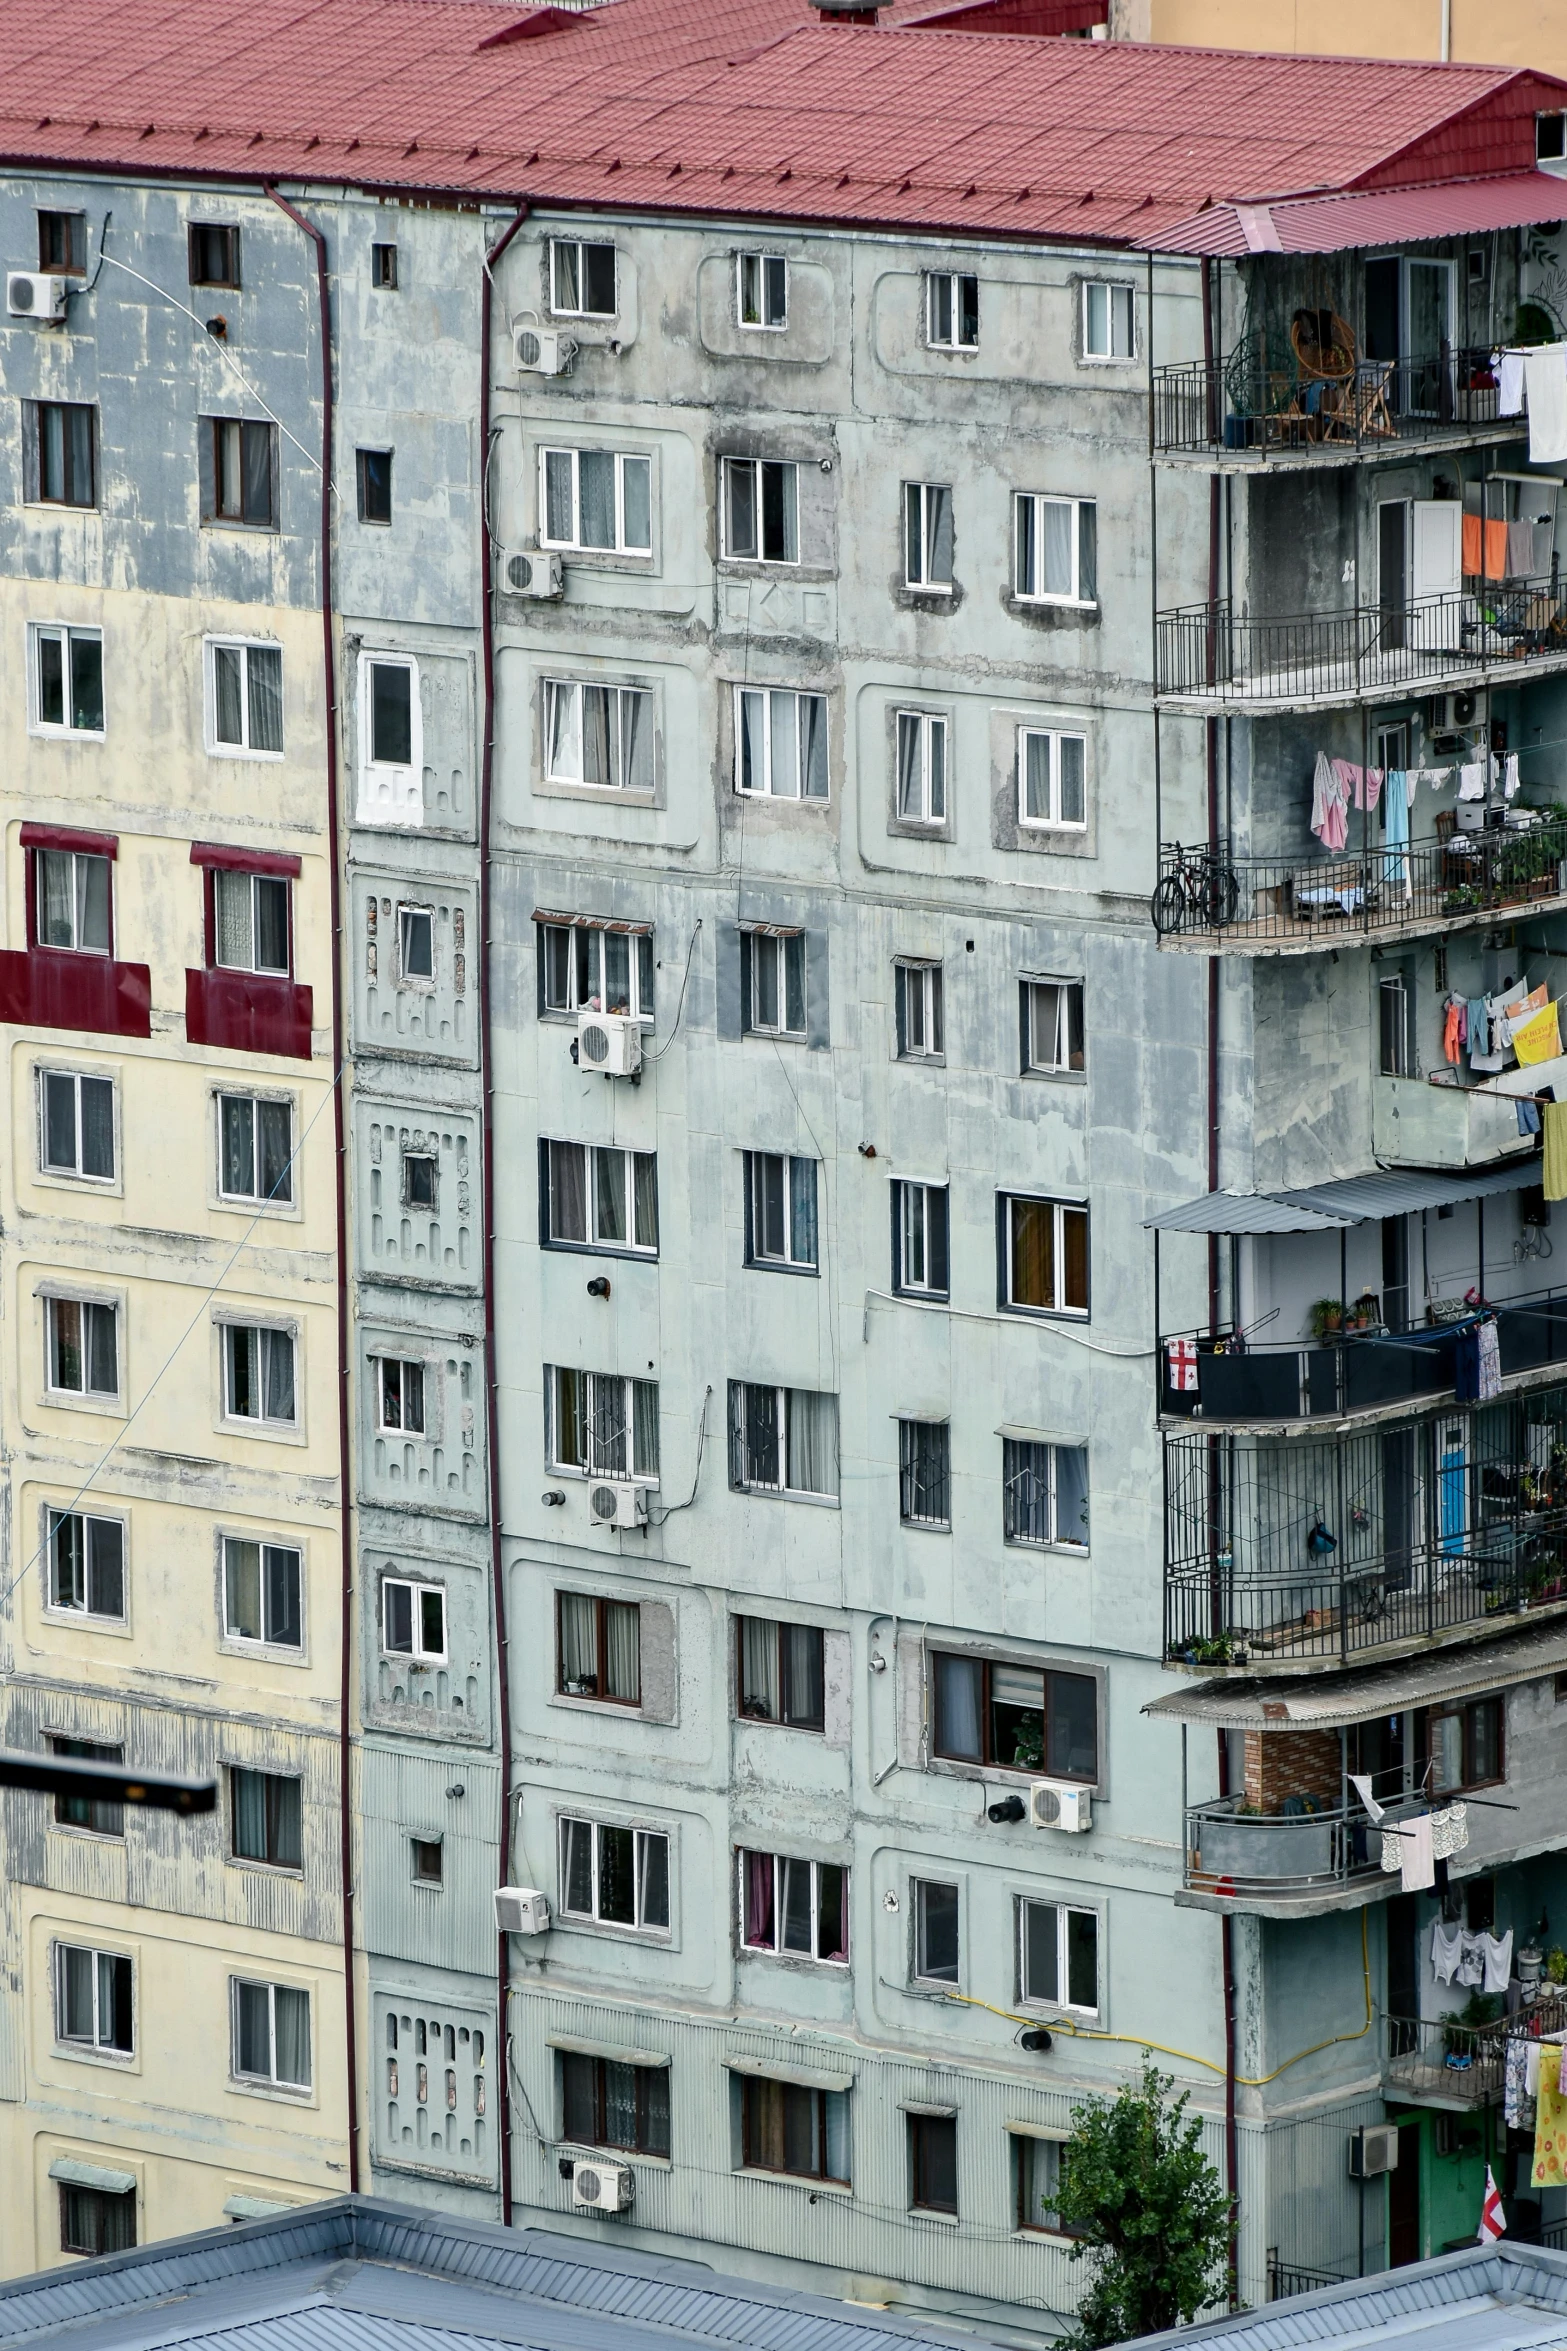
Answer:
[543,1141,659,1254]
[40,1068,115,1181]
[1023,979,1084,1074]
[1014,496,1096,606]
[895,960,943,1058]
[219,1093,294,1205]
[30,623,104,737]
[46,1296,118,1398]
[735,687,828,800]
[377,1355,426,1435]
[1019,1896,1099,2015]
[1003,1437,1089,1549]
[914,1878,960,1985]
[214,869,290,975]
[47,1508,125,1620]
[397,904,434,986]
[1018,728,1087,832]
[35,850,110,954]
[229,1767,302,1869]
[361,654,420,776]
[896,712,947,826]
[893,1179,949,1299]
[231,1977,311,2090]
[547,1367,661,1483]
[382,1574,446,1661]
[1002,1193,1090,1318]
[904,483,953,591]
[544,680,654,792]
[721,458,798,563]
[744,1151,818,1271]
[538,920,655,1021]
[1016,2131,1073,2235]
[739,251,788,329]
[55,1942,133,2054]
[222,1323,296,1425]
[206,638,283,758]
[739,1850,848,1963]
[223,1537,302,1648]
[1081,281,1134,361]
[550,238,616,317]
[742,929,806,1038]
[927,271,978,350]
[728,1383,839,1499]
[560,1816,670,1933]
[539,447,651,556]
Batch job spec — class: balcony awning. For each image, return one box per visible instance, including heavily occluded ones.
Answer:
[1146,170,1567,259]
[1145,1190,1351,1235]
[1144,1617,1567,1730]
[1148,1156,1543,1236]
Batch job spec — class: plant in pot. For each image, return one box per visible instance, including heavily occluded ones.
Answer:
[1309,1299,1344,1344]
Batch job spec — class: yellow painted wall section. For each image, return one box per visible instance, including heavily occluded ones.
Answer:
[1138,0,1567,72]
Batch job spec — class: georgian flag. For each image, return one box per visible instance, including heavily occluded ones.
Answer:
[1478,2166,1506,2243]
[1167,1338,1199,1394]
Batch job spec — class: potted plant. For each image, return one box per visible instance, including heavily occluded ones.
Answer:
[1309,1299,1344,1343]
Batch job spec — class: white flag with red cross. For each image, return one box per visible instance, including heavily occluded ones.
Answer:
[1478,2166,1506,2243]
[1167,1338,1199,1394]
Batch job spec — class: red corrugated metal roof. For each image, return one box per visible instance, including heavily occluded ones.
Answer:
[1149,169,1567,256]
[3,0,1564,252]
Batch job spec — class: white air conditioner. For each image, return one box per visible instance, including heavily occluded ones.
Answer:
[503,548,564,599]
[577,1008,642,1077]
[513,320,575,376]
[494,1886,551,1936]
[1030,1780,1092,1833]
[7,271,69,321]
[589,1478,647,1529]
[1428,690,1479,734]
[571,2157,634,2213]
[1349,2123,1400,2179]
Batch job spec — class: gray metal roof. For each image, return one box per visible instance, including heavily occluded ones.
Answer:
[1145,1616,1567,1730]
[1145,1190,1351,1235]
[1136,2244,1567,2351]
[1147,1157,1543,1236]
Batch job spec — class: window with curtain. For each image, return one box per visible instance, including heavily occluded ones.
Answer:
[1003,1193,1089,1317]
[223,1538,302,1647]
[904,482,954,590]
[562,2050,670,2153]
[893,1180,949,1299]
[899,1420,950,1529]
[932,1652,1098,1779]
[59,2184,136,2256]
[219,1094,294,1205]
[544,680,655,792]
[1016,2133,1075,2232]
[223,1323,296,1424]
[741,930,807,1037]
[55,1941,133,2053]
[230,1768,303,1868]
[557,1592,642,1704]
[559,1817,670,1932]
[1082,281,1134,360]
[48,1509,125,1619]
[735,687,829,800]
[909,2113,958,2213]
[547,1368,660,1482]
[737,251,789,329]
[232,1977,311,2088]
[1003,1437,1089,1549]
[721,457,799,563]
[538,920,656,1021]
[1020,1898,1099,2015]
[1018,728,1087,831]
[214,869,290,975]
[728,1383,839,1498]
[896,715,947,826]
[1014,494,1096,604]
[739,1850,848,1962]
[742,2077,849,2181]
[543,1140,658,1253]
[539,446,651,555]
[1419,1695,1504,1794]
[41,1069,115,1181]
[550,238,617,316]
[737,1617,825,1729]
[926,272,979,351]
[33,399,97,506]
[35,849,111,954]
[46,1296,118,1397]
[52,1736,124,1836]
[208,417,275,526]
[1022,979,1085,1074]
[208,639,283,755]
[744,1152,818,1270]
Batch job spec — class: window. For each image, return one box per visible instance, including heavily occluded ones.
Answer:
[52,1736,124,1836]
[740,1851,848,1962]
[356,448,392,524]
[540,446,651,556]
[32,402,96,507]
[904,483,954,591]
[1540,112,1567,163]
[893,1180,949,1299]
[365,658,415,772]
[222,1323,296,1425]
[909,2113,958,2213]
[189,223,240,286]
[900,1420,951,1529]
[46,1297,118,1398]
[230,1768,302,1869]
[743,2077,848,2182]
[560,1817,670,1933]
[1023,980,1084,1074]
[219,1094,293,1205]
[207,419,275,527]
[232,1978,311,2089]
[208,639,283,756]
[48,1509,125,1620]
[56,1942,133,2054]
[39,210,87,273]
[539,921,655,1020]
[896,714,947,827]
[1003,1193,1089,1316]
[933,1652,1098,1779]
[544,680,654,793]
[1017,2134,1073,2233]
[744,1152,818,1271]
[1380,973,1414,1078]
[1018,728,1087,831]
[544,1141,659,1253]
[1422,1696,1504,1794]
[722,458,799,563]
[214,869,290,975]
[550,238,616,317]
[372,241,399,289]
[412,1837,443,1885]
[914,1879,960,1985]
[404,1152,436,1210]
[60,2184,136,2257]
[35,850,110,953]
[1082,281,1134,360]
[1015,495,1096,605]
[563,2052,670,2154]
[735,687,828,800]
[547,1368,661,1482]
[739,251,788,329]
[728,1384,839,1499]
[557,1592,642,1703]
[382,1576,447,1661]
[378,1356,426,1435]
[223,1537,302,1648]
[927,272,979,351]
[398,903,434,983]
[31,625,104,736]
[741,929,806,1038]
[1020,1896,1099,2015]
[1004,1438,1089,1550]
[41,1070,115,1180]
[737,1617,825,1729]
[894,959,944,1058]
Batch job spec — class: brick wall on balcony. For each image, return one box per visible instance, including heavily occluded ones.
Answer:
[1244,1728,1340,1813]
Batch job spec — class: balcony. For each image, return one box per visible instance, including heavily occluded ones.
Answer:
[0,946,151,1040]
[1382,1993,1567,2111]
[1152,348,1515,469]
[185,967,313,1060]
[1185,1787,1431,1908]
[1373,1077,1540,1170]
[1156,577,1567,714]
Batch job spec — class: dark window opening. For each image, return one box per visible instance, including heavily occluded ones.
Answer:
[742,2076,848,2181]
[737,1617,825,1729]
[60,2183,136,2256]
[51,1736,124,1836]
[34,402,95,507]
[411,1837,443,1885]
[189,224,240,287]
[561,2050,669,2153]
[931,1651,1097,1779]
[909,2112,958,2213]
[230,1767,303,1869]
[39,211,87,274]
[372,242,399,289]
[357,448,393,525]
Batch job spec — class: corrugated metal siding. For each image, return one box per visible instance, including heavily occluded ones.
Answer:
[361,1750,500,1977]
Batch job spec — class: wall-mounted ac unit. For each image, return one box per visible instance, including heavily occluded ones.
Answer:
[494,1887,551,1936]
[1348,2123,1400,2178]
[1428,690,1479,735]
[502,548,564,599]
[1030,1780,1092,1833]
[7,271,69,321]
[589,1479,646,1530]
[571,2158,634,2213]
[577,1008,642,1077]
[514,320,575,376]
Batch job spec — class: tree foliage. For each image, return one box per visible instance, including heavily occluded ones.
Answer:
[1055,2058,1232,2349]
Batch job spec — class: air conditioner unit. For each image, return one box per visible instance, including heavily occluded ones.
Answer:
[577,1008,642,1077]
[1030,1780,1093,1833]
[1349,2123,1400,2179]
[513,320,575,376]
[7,271,69,321]
[571,2158,634,2214]
[503,548,564,599]
[494,1886,552,1936]
[1428,690,1479,734]
[589,1478,647,1530]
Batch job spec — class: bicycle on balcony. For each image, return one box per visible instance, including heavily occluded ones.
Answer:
[1151,842,1241,936]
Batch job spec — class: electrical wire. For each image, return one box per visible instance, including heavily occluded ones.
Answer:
[642,918,703,1063]
[647,1385,712,1523]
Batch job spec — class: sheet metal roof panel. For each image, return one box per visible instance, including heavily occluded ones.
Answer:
[1144,1190,1354,1234]
[1277,1156,1545,1222]
[1137,2247,1567,2351]
[1150,168,1567,254]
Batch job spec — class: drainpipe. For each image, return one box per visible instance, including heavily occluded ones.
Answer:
[1216,1733,1240,2308]
[264,182,359,2196]
[479,196,531,2229]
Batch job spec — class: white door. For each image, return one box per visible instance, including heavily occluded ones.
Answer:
[1411,501,1462,602]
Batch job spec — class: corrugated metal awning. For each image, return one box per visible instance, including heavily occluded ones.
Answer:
[1145,1190,1352,1235]
[1144,1618,1567,1729]
[1148,1156,1542,1234]
[531,909,651,936]
[1147,170,1567,257]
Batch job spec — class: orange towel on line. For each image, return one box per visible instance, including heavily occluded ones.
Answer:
[1462,513,1510,578]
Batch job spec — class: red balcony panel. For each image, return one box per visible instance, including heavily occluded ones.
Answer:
[185,967,313,1060]
[0,948,151,1038]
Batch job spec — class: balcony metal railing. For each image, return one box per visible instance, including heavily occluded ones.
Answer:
[1382,1994,1567,2109]
[1152,348,1508,459]
[1157,576,1567,708]
[1185,1788,1431,1901]
[1268,2253,1353,2301]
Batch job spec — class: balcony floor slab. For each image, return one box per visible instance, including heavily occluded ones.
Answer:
[1158,644,1567,719]
[1155,882,1567,957]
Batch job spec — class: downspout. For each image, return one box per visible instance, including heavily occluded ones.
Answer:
[1216,1731,1240,2309]
[265,182,359,2195]
[479,197,532,2229]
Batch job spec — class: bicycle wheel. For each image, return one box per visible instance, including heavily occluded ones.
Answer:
[1150,874,1187,936]
[1204,865,1240,927]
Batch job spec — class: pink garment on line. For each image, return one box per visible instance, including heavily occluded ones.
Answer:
[1311,750,1350,850]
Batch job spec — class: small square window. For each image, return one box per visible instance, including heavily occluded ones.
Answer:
[551,239,617,318]
[189,224,241,287]
[412,1836,443,1885]
[1082,281,1134,361]
[31,626,104,737]
[927,272,979,351]
[372,242,399,289]
[223,1537,302,1647]
[208,419,275,528]
[35,849,111,954]
[738,252,788,329]
[56,1940,134,2053]
[39,211,87,274]
[60,2182,136,2256]
[383,1576,447,1662]
[41,1069,115,1180]
[357,448,393,526]
[378,1355,427,1435]
[404,1153,437,1210]
[31,402,96,508]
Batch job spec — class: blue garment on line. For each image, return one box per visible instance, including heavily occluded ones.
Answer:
[1468,998,1490,1057]
[1384,773,1410,847]
[1520,1097,1543,1136]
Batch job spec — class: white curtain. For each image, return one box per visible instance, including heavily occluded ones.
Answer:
[742,1617,780,1720]
[1043,499,1074,597]
[559,1592,597,1688]
[631,1379,660,1479]
[632,1153,658,1250]
[1023,731,1052,822]
[248,646,284,752]
[622,689,652,792]
[262,1329,295,1422]
[604,1599,640,1701]
[621,458,651,553]
[213,643,244,745]
[546,680,580,781]
[1058,735,1086,826]
[594,1147,627,1245]
[215,870,253,969]
[934,1652,982,1760]
[273,1985,310,2086]
[800,695,828,800]
[544,450,574,544]
[786,1389,838,1497]
[579,451,616,549]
